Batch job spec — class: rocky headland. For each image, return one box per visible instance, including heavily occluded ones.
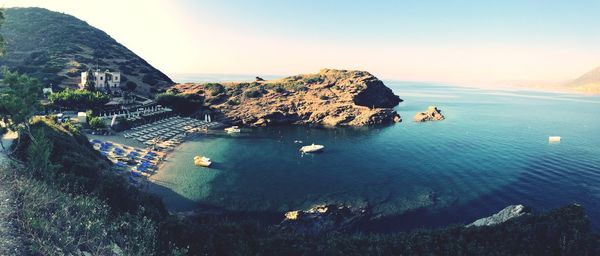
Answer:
[173,69,403,127]
[414,106,445,122]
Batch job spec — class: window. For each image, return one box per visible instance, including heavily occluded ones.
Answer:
[100,77,103,80]
[115,76,119,80]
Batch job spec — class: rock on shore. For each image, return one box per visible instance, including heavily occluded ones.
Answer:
[467,204,531,227]
[414,106,445,122]
[173,69,403,127]
[279,204,368,234]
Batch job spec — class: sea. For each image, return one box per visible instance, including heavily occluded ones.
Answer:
[146,75,600,232]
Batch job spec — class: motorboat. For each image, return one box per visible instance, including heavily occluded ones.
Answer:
[194,155,212,167]
[299,143,324,153]
[224,126,241,133]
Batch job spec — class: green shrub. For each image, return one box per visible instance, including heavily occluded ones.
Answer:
[273,85,286,93]
[155,92,204,115]
[2,167,158,255]
[48,88,110,110]
[227,99,240,105]
[88,116,106,130]
[304,74,323,84]
[205,83,225,96]
[244,89,262,98]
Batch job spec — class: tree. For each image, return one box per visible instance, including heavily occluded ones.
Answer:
[88,116,106,130]
[84,68,96,91]
[26,129,56,175]
[125,81,137,92]
[0,69,43,151]
[155,92,203,115]
[48,88,109,110]
[0,9,4,57]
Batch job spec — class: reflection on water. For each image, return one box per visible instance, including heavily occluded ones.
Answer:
[147,81,600,230]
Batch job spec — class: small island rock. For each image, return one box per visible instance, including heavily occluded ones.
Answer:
[414,106,445,122]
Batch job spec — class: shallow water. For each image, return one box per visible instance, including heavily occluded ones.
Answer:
[148,81,600,231]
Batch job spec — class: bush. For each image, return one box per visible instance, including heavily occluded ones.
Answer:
[244,89,262,98]
[205,83,225,96]
[88,116,106,130]
[2,167,158,255]
[227,99,240,105]
[124,81,137,92]
[274,86,286,93]
[48,88,110,110]
[156,92,203,115]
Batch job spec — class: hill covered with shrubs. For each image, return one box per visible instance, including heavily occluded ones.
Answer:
[0,7,174,95]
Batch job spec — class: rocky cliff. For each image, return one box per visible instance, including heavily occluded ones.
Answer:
[173,69,403,126]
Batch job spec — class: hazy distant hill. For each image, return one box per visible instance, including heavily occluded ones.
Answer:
[567,66,600,94]
[0,7,173,95]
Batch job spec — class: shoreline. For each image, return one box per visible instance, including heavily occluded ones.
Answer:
[86,117,224,188]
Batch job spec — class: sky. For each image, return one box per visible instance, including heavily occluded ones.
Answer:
[2,0,600,85]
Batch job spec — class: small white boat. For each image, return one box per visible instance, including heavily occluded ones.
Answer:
[300,143,324,153]
[549,136,561,143]
[194,155,212,167]
[224,126,241,133]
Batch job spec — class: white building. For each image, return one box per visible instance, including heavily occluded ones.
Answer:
[80,69,121,93]
[76,112,87,124]
[42,87,53,95]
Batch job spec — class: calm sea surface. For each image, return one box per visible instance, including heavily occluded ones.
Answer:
[147,80,600,231]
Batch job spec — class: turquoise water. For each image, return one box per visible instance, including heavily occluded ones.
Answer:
[148,81,600,230]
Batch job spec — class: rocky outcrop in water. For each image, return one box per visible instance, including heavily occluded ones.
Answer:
[173,69,403,127]
[279,204,368,234]
[414,106,445,122]
[467,204,531,227]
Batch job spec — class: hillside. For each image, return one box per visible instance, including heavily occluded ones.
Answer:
[568,65,600,94]
[173,68,403,126]
[0,7,174,95]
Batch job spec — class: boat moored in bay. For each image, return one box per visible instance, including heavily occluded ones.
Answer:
[300,143,325,153]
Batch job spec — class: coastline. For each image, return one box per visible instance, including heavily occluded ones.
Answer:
[86,120,224,189]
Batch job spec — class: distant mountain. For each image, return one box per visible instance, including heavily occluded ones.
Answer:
[0,7,174,95]
[567,66,600,94]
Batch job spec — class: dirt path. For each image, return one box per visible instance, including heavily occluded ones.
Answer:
[0,135,23,255]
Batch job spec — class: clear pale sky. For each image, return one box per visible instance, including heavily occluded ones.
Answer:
[3,0,600,85]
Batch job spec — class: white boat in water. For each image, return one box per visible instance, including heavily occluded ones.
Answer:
[194,155,212,167]
[224,126,241,133]
[300,143,324,153]
[549,136,561,143]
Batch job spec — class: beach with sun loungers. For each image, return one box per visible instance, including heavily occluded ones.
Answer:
[86,116,221,186]
[122,116,219,151]
[89,139,167,186]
